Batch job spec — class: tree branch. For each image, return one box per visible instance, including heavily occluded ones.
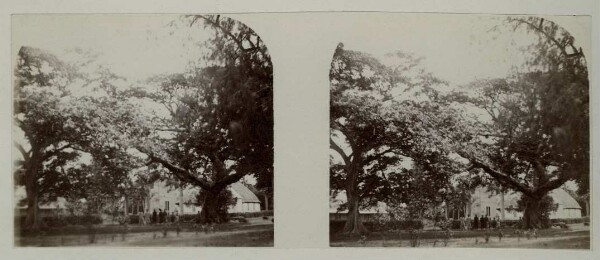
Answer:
[218,171,247,188]
[512,18,570,58]
[330,138,351,166]
[536,170,575,195]
[363,147,397,165]
[14,142,31,161]
[196,15,259,53]
[136,147,213,191]
[457,151,532,195]
[41,143,73,161]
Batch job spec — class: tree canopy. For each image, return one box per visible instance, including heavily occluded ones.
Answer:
[14,15,273,228]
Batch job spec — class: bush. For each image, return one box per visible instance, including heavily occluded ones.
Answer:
[500,220,522,228]
[179,214,199,223]
[176,210,274,223]
[128,214,140,224]
[230,216,248,223]
[550,218,588,224]
[229,210,273,219]
[16,214,103,228]
[330,219,423,233]
[435,219,462,230]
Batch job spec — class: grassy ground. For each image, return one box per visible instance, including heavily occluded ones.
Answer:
[16,217,274,247]
[330,223,590,249]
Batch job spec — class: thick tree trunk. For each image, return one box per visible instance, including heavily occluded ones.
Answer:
[342,190,367,234]
[264,194,269,211]
[23,153,41,230]
[24,184,40,230]
[523,195,544,229]
[200,189,222,224]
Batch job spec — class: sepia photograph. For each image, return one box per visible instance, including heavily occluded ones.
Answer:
[12,14,274,247]
[329,14,591,249]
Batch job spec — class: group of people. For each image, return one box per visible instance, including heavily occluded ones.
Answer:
[458,215,501,230]
[136,209,180,225]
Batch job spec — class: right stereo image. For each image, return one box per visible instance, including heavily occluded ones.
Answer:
[329,14,590,249]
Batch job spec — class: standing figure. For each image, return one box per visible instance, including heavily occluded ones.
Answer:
[466,216,472,230]
[152,209,158,224]
[482,215,486,229]
[473,215,480,230]
[145,210,151,225]
[481,215,487,229]
[138,211,145,225]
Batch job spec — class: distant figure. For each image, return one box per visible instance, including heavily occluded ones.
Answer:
[138,211,145,225]
[152,209,158,224]
[496,216,501,229]
[175,211,180,223]
[466,216,472,230]
[473,215,480,230]
[483,215,490,229]
[159,209,164,224]
[479,215,487,229]
[145,210,151,225]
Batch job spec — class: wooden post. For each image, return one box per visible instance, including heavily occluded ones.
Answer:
[123,195,128,216]
[179,182,184,214]
[264,194,269,211]
[445,201,449,219]
[500,190,505,221]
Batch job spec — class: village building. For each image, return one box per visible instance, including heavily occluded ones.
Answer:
[330,186,583,222]
[15,180,262,220]
[458,186,583,221]
[137,180,262,215]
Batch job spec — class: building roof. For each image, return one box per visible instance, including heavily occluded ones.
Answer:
[550,188,582,209]
[472,186,581,210]
[329,191,387,214]
[231,182,260,203]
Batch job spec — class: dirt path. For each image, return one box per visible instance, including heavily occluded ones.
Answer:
[17,224,274,247]
[330,228,590,249]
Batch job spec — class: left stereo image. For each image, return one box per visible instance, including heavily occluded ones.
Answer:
[12,14,274,247]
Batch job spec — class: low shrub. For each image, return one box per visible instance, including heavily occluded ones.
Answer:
[16,214,103,228]
[179,214,199,223]
[330,219,424,233]
[229,210,273,219]
[176,210,274,223]
[128,214,140,224]
[551,218,588,224]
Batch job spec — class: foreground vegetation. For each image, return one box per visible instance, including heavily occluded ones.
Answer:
[17,217,273,247]
[330,223,589,249]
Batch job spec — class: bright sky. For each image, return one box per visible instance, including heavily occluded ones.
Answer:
[330,14,590,193]
[12,15,261,185]
[336,14,591,87]
[12,14,209,82]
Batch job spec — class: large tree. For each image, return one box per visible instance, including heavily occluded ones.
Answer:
[132,15,273,223]
[14,46,143,229]
[448,17,589,228]
[329,43,457,234]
